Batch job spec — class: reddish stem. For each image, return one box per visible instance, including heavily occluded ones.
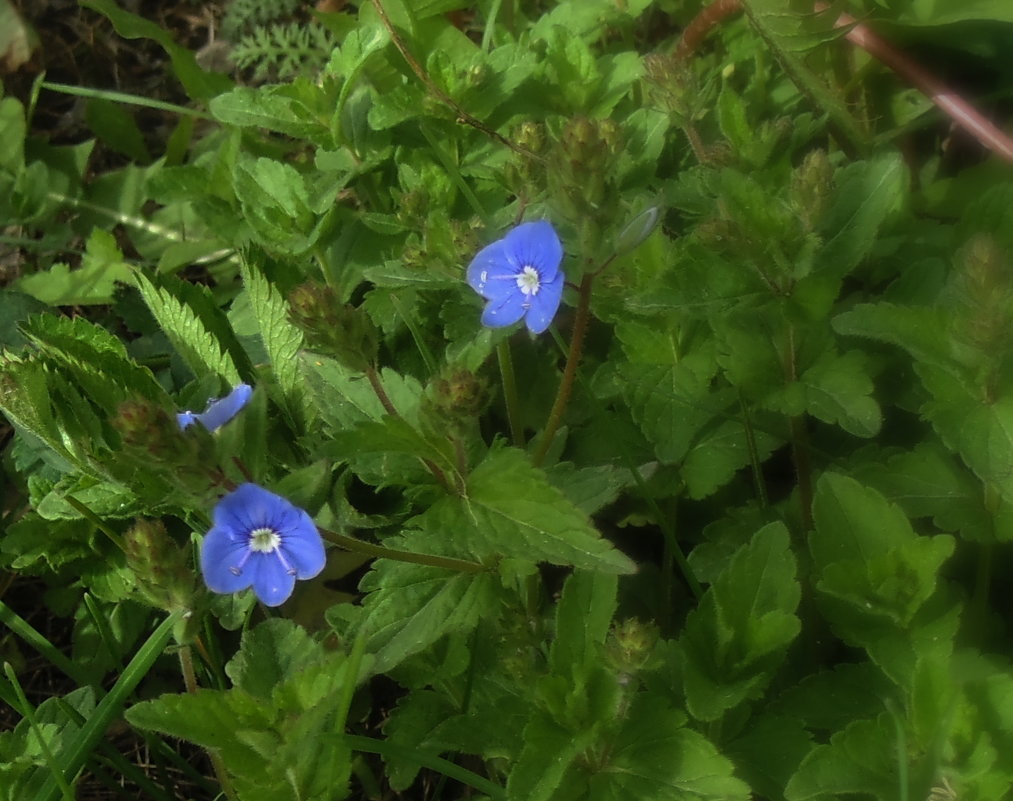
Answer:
[676,0,1013,165]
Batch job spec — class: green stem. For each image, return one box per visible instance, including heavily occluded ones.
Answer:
[497,339,525,447]
[738,390,768,508]
[320,527,486,573]
[533,274,594,466]
[179,645,239,801]
[62,495,125,553]
[365,364,457,493]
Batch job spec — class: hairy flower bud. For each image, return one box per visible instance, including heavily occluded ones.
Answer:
[288,282,379,372]
[421,367,489,438]
[791,149,833,231]
[604,618,660,679]
[125,519,195,614]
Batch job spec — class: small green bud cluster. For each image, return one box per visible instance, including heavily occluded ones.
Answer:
[604,618,660,681]
[288,282,379,372]
[124,519,195,615]
[421,367,489,434]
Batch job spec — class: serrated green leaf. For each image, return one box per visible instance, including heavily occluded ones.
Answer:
[17,229,132,306]
[854,442,998,541]
[420,448,636,574]
[587,695,750,801]
[238,252,307,427]
[225,619,325,701]
[811,473,955,627]
[785,714,898,801]
[134,272,241,385]
[550,571,617,678]
[357,546,499,674]
[833,302,953,371]
[681,523,801,721]
[800,349,881,437]
[817,153,906,276]
[739,0,869,155]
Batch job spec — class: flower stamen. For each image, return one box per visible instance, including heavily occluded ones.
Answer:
[516,265,541,296]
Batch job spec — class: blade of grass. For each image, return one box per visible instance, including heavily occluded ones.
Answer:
[344,734,506,800]
[0,598,91,685]
[35,610,183,801]
[2,663,77,801]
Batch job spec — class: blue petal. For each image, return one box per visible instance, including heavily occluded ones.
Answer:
[201,483,326,605]
[200,526,253,594]
[279,513,326,579]
[248,553,297,607]
[192,384,253,432]
[213,483,281,535]
[524,270,564,334]
[176,411,198,430]
[467,239,518,299]
[481,288,527,328]
[502,221,563,281]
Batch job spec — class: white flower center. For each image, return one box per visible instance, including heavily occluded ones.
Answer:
[516,265,541,296]
[249,527,281,553]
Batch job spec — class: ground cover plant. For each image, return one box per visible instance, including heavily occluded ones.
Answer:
[2,0,1013,798]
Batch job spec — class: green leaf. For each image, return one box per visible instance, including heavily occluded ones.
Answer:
[0,95,26,175]
[810,473,955,628]
[225,619,325,701]
[134,272,242,385]
[784,713,899,801]
[549,571,617,679]
[799,349,881,437]
[854,442,999,542]
[817,153,906,277]
[357,543,500,674]
[739,0,869,155]
[681,523,801,721]
[0,290,45,349]
[238,251,307,427]
[36,612,182,801]
[420,448,636,574]
[80,0,231,101]
[17,229,132,306]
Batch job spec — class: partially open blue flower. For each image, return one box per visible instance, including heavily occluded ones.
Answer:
[467,220,564,334]
[177,384,253,431]
[200,483,326,606]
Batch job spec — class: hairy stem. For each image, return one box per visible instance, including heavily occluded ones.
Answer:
[532,274,594,466]
[178,645,239,801]
[320,527,487,573]
[365,364,458,493]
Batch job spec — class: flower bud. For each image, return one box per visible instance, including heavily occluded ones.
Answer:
[125,519,195,614]
[421,368,489,433]
[791,149,833,231]
[604,618,660,678]
[288,282,379,372]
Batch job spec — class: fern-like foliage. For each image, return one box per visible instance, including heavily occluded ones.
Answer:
[229,22,337,82]
[220,0,301,42]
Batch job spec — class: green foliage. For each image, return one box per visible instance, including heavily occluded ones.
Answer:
[3,1,1013,800]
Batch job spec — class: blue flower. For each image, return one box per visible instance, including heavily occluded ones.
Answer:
[200,483,326,607]
[177,384,253,431]
[467,220,564,334]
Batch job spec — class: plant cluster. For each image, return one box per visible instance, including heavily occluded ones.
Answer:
[2,0,1013,799]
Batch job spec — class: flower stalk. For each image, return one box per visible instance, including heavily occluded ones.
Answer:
[532,273,594,467]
